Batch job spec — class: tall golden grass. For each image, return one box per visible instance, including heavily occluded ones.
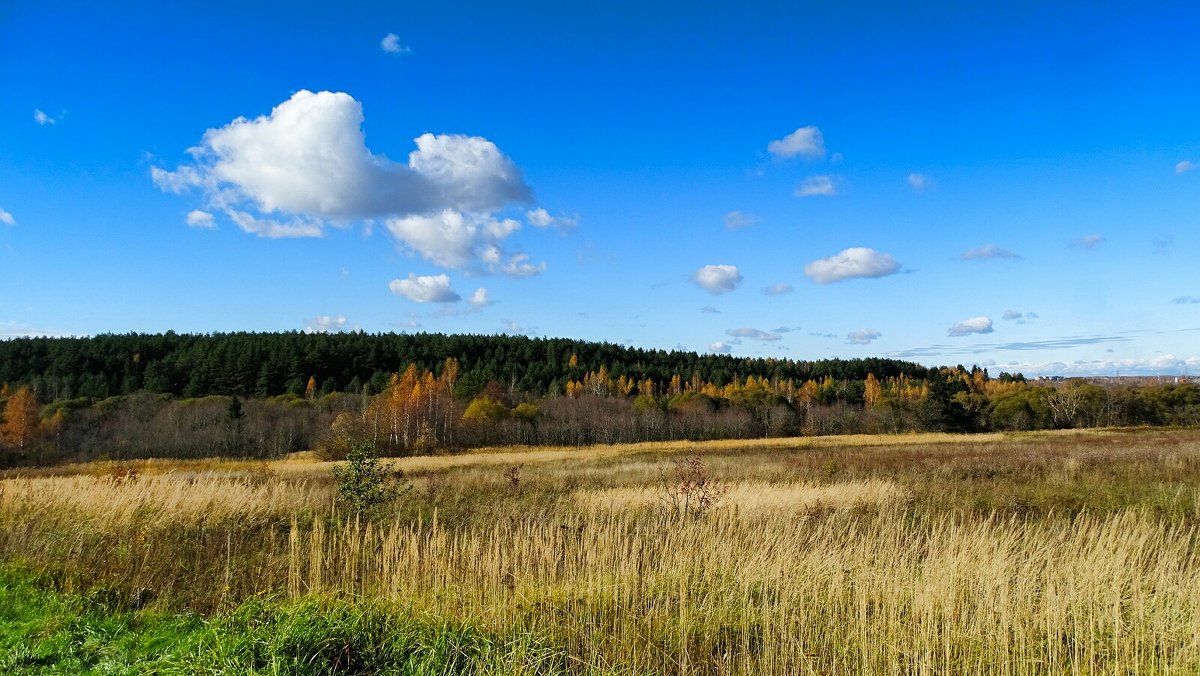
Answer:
[4,428,1200,672]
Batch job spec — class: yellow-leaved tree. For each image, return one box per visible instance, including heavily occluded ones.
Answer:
[2,385,41,452]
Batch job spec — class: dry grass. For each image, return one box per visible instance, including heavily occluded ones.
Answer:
[5,428,1200,672]
[575,479,908,515]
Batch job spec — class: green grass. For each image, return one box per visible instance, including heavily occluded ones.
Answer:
[0,565,570,675]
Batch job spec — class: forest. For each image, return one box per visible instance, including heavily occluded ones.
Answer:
[1,331,1199,467]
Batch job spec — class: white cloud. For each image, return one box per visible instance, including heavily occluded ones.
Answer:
[152,90,536,273]
[700,305,720,314]
[846,328,881,345]
[763,283,793,296]
[0,208,14,225]
[33,109,56,125]
[0,320,62,338]
[468,288,491,307]
[1071,234,1105,250]
[948,316,994,337]
[724,210,759,230]
[1005,355,1200,377]
[305,314,352,333]
[727,327,782,342]
[526,208,578,231]
[185,210,215,228]
[795,175,837,197]
[1175,296,1200,305]
[389,273,461,303]
[1002,310,1023,321]
[692,264,743,294]
[227,209,323,239]
[1175,160,1195,175]
[959,244,1020,261]
[709,341,733,354]
[500,319,525,334]
[767,126,825,159]
[804,247,900,284]
[907,173,933,190]
[500,252,545,277]
[385,209,542,275]
[380,33,411,54]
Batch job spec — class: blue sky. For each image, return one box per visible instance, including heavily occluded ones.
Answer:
[2,1,1199,376]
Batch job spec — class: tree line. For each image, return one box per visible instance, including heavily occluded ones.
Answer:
[2,332,1199,467]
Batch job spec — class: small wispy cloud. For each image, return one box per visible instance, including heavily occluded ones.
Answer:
[1174,296,1200,305]
[33,109,58,125]
[907,173,933,191]
[527,208,578,231]
[700,305,721,314]
[185,210,215,228]
[709,341,734,354]
[1176,160,1195,175]
[0,207,15,225]
[959,244,1020,261]
[724,210,759,230]
[948,316,994,337]
[763,283,793,296]
[846,328,881,345]
[1071,234,1105,250]
[767,126,825,160]
[727,327,782,342]
[889,332,1135,360]
[795,175,837,197]
[468,288,491,307]
[1002,310,1023,321]
[380,33,411,54]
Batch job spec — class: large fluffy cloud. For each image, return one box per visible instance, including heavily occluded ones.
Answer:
[692,264,743,294]
[804,248,900,284]
[153,90,544,274]
[153,90,530,221]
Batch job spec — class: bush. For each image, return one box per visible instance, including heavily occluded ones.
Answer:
[331,442,408,516]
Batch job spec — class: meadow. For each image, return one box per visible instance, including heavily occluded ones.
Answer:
[3,428,1200,673]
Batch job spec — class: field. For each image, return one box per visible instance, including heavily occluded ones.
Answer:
[3,429,1200,673]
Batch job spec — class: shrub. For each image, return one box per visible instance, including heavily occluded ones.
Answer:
[330,442,407,516]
